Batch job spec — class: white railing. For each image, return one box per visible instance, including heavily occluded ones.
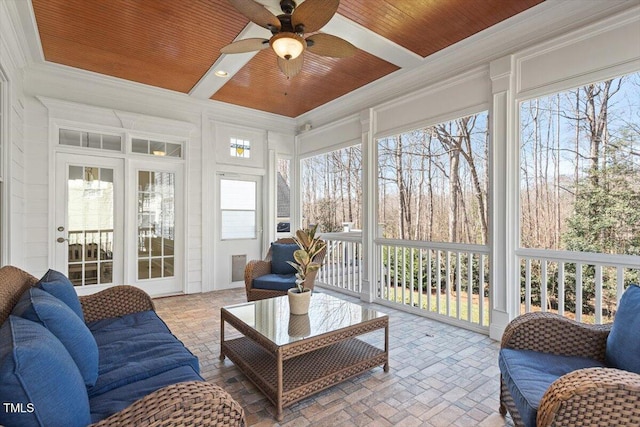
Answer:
[317,232,363,294]
[376,240,490,330]
[517,249,640,324]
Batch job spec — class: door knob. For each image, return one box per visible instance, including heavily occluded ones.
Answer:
[57,226,65,232]
[56,237,68,243]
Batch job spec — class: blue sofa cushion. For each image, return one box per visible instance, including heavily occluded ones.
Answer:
[89,365,203,423]
[37,268,85,321]
[253,273,297,291]
[0,315,91,427]
[606,284,640,374]
[87,310,199,397]
[499,348,605,427]
[13,287,99,387]
[271,243,299,275]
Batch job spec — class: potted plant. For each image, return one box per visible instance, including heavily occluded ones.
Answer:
[286,225,326,315]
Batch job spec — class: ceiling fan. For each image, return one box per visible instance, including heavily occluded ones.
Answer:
[221,0,357,78]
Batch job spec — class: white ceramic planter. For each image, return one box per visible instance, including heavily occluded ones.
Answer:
[287,288,311,315]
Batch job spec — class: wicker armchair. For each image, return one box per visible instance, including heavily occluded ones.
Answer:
[499,311,640,426]
[0,265,245,427]
[244,238,326,301]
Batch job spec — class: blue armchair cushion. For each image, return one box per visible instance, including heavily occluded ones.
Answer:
[87,310,199,397]
[12,287,99,387]
[606,284,640,374]
[270,243,299,275]
[0,315,91,427]
[253,273,297,291]
[37,268,85,321]
[499,348,604,427]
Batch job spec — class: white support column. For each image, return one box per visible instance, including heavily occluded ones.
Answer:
[360,109,375,303]
[489,55,520,340]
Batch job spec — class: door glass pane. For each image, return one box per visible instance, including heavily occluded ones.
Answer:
[67,165,114,286]
[220,179,257,240]
[137,170,175,280]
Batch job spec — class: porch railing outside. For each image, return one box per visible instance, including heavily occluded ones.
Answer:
[376,240,490,330]
[317,232,491,330]
[317,232,363,295]
[317,234,639,332]
[518,248,640,324]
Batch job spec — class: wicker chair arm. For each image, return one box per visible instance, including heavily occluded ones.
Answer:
[501,312,611,361]
[90,381,245,426]
[80,285,155,323]
[537,367,640,427]
[244,260,271,290]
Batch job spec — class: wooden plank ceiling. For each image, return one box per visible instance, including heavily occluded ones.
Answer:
[32,0,543,118]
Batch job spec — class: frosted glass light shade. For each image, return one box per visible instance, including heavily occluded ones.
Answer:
[271,32,305,60]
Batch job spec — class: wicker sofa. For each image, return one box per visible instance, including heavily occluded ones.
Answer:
[0,265,245,427]
[499,284,640,427]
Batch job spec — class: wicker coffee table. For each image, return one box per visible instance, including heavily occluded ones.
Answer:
[220,292,389,420]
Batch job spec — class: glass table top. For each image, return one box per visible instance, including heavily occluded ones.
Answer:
[222,292,387,346]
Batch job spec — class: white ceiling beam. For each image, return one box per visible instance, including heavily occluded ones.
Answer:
[189,23,271,99]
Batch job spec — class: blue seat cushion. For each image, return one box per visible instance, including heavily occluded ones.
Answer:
[89,365,203,423]
[499,348,605,427]
[87,310,199,397]
[253,273,297,291]
[271,243,299,275]
[606,284,640,374]
[0,316,91,427]
[12,287,99,387]
[36,269,85,321]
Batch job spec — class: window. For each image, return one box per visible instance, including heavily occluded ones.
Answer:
[60,129,122,152]
[230,137,250,158]
[277,158,291,232]
[377,112,489,243]
[220,179,256,239]
[132,138,182,158]
[518,71,640,319]
[519,71,640,255]
[301,145,362,232]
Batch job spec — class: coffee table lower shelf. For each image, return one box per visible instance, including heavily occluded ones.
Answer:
[222,336,387,419]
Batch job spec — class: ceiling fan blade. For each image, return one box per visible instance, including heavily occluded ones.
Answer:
[228,0,281,31]
[306,33,356,58]
[220,38,270,54]
[291,0,339,33]
[277,55,304,78]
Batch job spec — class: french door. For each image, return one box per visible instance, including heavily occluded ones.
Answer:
[54,154,184,296]
[126,159,184,296]
[54,154,124,294]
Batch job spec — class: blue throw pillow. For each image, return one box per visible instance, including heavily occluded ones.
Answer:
[271,243,299,275]
[0,316,91,427]
[606,284,640,374]
[37,269,85,321]
[13,287,99,386]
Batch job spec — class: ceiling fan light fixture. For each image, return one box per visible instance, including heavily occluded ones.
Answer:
[270,32,306,60]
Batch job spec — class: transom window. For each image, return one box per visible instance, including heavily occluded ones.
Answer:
[230,137,251,158]
[59,129,122,152]
[132,138,182,158]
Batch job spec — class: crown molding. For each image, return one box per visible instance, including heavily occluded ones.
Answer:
[0,0,29,74]
[25,62,297,134]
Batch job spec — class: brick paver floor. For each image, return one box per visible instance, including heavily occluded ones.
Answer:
[154,287,515,427]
